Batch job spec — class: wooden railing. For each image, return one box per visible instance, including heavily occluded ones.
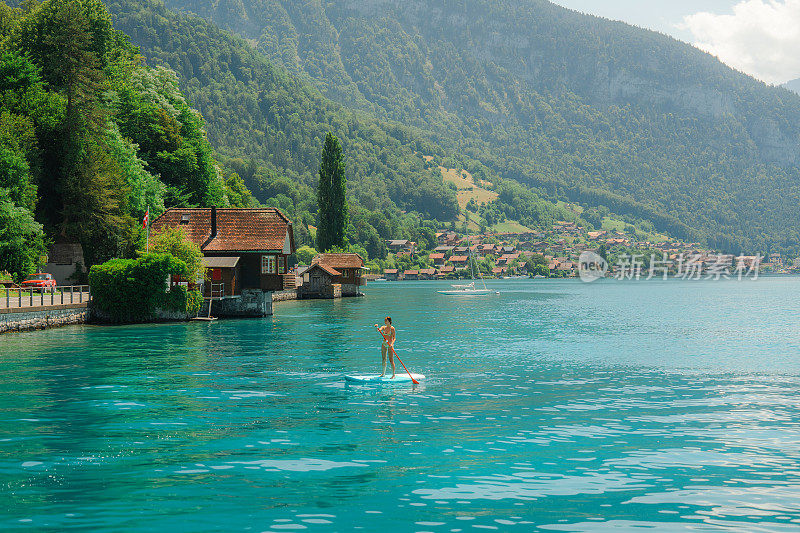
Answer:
[283,273,297,290]
[0,285,91,310]
[209,282,225,298]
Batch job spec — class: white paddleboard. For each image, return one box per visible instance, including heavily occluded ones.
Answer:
[345,373,425,383]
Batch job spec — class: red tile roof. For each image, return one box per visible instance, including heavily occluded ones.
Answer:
[313,253,365,269]
[151,208,293,253]
[429,253,445,260]
[439,265,455,273]
[450,255,469,263]
[384,269,398,274]
[309,263,341,276]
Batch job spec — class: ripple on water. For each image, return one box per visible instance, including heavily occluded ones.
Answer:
[3,280,800,531]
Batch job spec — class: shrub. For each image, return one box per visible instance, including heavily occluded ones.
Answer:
[150,226,205,282]
[296,245,317,265]
[89,252,193,323]
[0,191,47,279]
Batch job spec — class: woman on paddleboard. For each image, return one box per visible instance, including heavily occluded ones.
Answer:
[375,317,396,378]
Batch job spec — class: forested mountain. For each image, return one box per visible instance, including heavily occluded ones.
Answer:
[784,79,800,96]
[0,0,256,274]
[152,0,800,254]
[101,0,493,258]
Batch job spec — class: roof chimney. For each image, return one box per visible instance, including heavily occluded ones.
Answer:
[211,206,217,238]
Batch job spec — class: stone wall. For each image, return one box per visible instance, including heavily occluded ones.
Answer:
[0,307,89,334]
[272,289,298,302]
[90,307,192,323]
[298,282,342,299]
[340,283,364,297]
[211,289,273,317]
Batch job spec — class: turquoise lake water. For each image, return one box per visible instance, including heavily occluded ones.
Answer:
[3,278,800,531]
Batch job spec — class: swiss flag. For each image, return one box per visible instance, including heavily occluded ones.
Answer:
[143,208,149,229]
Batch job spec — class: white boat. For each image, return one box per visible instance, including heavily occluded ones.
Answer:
[437,244,499,295]
[437,281,493,295]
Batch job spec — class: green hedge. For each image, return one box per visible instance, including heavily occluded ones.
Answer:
[89,253,202,323]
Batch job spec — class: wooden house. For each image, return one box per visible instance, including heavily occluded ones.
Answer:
[437,265,455,278]
[151,207,295,298]
[384,269,400,281]
[449,255,469,269]
[492,266,507,276]
[387,240,416,253]
[419,268,437,280]
[297,263,342,299]
[310,253,366,296]
[428,253,446,266]
[403,269,419,280]
[479,244,495,256]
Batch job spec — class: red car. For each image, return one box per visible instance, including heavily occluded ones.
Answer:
[20,273,57,293]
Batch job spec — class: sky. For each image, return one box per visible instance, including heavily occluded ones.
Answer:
[550,0,800,85]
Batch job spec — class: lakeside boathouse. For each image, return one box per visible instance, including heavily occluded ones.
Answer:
[151,207,295,317]
[297,253,366,299]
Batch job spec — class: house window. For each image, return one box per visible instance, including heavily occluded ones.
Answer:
[278,256,285,274]
[261,255,276,274]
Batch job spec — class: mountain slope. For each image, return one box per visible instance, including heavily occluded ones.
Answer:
[783,78,800,96]
[158,0,800,253]
[104,0,460,227]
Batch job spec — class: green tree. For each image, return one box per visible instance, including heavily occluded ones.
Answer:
[316,132,347,251]
[597,244,608,262]
[18,0,129,263]
[0,145,36,211]
[295,245,317,265]
[0,190,47,278]
[150,225,204,283]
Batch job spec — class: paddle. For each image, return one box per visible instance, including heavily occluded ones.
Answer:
[375,325,420,384]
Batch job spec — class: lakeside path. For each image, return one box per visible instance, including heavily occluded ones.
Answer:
[0,289,91,311]
[2,278,800,531]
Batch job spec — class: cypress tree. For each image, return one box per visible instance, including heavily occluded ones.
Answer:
[317,132,347,251]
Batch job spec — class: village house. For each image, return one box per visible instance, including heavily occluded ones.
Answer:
[437,265,455,278]
[557,261,577,276]
[403,269,419,280]
[150,207,295,317]
[419,268,437,280]
[384,269,400,281]
[479,244,496,256]
[386,239,416,253]
[305,253,366,297]
[492,266,507,277]
[496,253,521,266]
[296,263,342,299]
[428,253,446,266]
[528,241,549,252]
[434,245,456,254]
[449,255,469,270]
[436,231,458,245]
